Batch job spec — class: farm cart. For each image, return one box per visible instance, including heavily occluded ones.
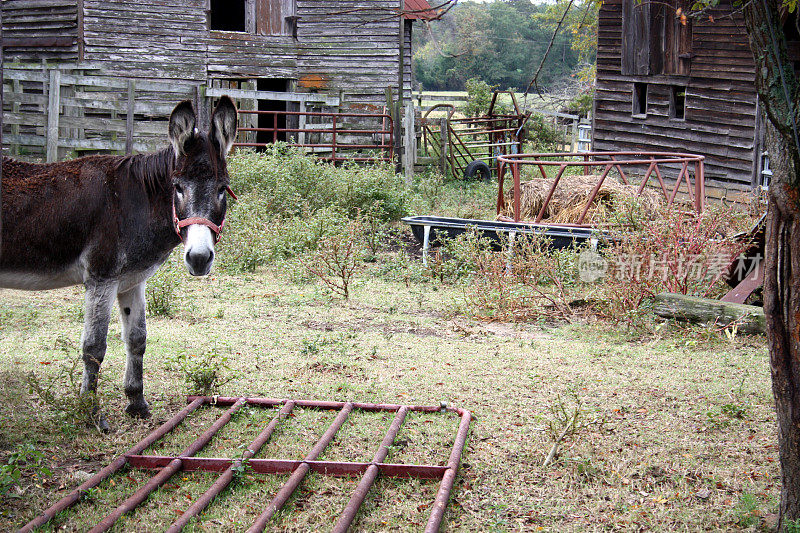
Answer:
[419,91,528,180]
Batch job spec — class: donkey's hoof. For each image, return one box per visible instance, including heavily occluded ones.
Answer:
[90,411,111,433]
[125,400,151,419]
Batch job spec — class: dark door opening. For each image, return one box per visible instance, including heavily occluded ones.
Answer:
[257,78,289,145]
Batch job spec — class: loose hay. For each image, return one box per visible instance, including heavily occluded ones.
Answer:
[499,174,664,224]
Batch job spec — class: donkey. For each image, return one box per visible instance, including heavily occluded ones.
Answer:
[0,97,238,431]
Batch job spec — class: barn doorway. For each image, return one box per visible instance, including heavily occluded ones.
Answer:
[257,78,290,144]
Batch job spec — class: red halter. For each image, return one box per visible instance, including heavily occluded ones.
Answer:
[172,185,237,243]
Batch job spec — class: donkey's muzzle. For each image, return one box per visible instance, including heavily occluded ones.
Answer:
[183,225,216,276]
[186,247,214,276]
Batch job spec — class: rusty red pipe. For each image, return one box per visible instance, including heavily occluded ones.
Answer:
[165,400,296,532]
[425,408,473,533]
[88,399,246,533]
[16,397,205,533]
[333,406,409,532]
[245,402,354,533]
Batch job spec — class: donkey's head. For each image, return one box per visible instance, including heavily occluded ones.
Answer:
[168,96,238,276]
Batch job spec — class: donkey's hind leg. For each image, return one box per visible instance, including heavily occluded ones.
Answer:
[117,282,150,418]
[81,280,118,432]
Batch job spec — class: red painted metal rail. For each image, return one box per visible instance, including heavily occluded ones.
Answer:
[234,110,394,164]
[496,151,706,225]
[19,396,471,532]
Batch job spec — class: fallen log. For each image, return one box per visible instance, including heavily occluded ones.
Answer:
[652,292,765,335]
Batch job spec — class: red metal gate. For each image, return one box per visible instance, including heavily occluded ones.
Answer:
[19,396,471,532]
[234,110,394,164]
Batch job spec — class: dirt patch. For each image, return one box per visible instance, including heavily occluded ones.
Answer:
[449,319,553,340]
[301,319,444,338]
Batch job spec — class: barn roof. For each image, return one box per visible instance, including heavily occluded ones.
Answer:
[403,0,442,20]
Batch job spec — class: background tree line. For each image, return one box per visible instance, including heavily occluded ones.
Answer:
[412,0,597,92]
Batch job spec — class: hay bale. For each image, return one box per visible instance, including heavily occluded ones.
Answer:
[499,174,663,224]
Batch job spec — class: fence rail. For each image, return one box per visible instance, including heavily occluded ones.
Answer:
[3,67,197,161]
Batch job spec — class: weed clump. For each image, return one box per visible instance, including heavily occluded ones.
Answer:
[167,346,236,395]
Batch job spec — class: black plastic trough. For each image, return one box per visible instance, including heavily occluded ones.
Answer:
[401,216,605,250]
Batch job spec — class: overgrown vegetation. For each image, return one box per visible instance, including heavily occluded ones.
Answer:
[0,147,774,531]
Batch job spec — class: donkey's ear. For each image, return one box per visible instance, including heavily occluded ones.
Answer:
[210,96,238,156]
[168,100,197,157]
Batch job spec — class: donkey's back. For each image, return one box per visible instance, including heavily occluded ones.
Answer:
[0,155,130,290]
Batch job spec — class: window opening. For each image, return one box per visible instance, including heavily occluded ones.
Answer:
[210,0,246,32]
[670,86,686,120]
[633,83,647,117]
[257,78,290,145]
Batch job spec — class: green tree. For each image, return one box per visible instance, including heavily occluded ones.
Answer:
[412,0,581,91]
[534,0,599,83]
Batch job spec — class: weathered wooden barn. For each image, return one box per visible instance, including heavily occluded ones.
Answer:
[593,0,764,197]
[1,0,437,160]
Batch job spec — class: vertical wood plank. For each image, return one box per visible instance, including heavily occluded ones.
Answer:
[46,69,61,163]
[1,9,3,259]
[438,117,448,177]
[403,102,414,184]
[125,79,135,155]
[77,0,85,61]
[621,0,650,76]
[11,79,20,156]
[246,0,256,34]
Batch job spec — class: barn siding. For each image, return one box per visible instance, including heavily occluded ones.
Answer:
[595,0,758,194]
[3,0,415,112]
[2,0,79,61]
[296,0,412,107]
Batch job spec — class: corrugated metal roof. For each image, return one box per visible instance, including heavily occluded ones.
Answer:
[403,0,442,20]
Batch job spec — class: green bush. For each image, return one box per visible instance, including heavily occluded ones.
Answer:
[463,78,510,117]
[227,146,408,221]
[524,113,566,152]
[146,252,183,317]
[218,148,409,273]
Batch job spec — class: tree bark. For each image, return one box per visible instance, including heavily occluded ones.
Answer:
[744,0,800,527]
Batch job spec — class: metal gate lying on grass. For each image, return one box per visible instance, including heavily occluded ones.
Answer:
[20,396,472,533]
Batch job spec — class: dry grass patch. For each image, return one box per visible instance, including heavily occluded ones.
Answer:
[0,267,777,532]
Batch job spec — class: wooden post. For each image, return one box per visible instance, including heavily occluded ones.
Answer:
[196,84,210,131]
[402,101,415,184]
[298,100,307,147]
[652,292,765,335]
[125,80,135,155]
[46,69,61,163]
[438,117,448,177]
[11,79,20,156]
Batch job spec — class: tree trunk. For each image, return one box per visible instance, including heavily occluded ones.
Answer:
[763,123,800,527]
[744,0,800,527]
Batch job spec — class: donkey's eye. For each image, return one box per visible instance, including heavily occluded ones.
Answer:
[174,184,184,196]
[218,187,226,198]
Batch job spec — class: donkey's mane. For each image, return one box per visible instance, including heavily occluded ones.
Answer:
[115,146,176,196]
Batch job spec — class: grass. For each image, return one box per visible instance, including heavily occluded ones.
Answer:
[0,151,775,531]
[0,261,776,531]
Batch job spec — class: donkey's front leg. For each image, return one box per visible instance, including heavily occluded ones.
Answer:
[81,280,118,432]
[117,282,150,418]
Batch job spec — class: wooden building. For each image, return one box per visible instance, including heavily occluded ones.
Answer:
[2,0,438,111]
[594,0,762,196]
